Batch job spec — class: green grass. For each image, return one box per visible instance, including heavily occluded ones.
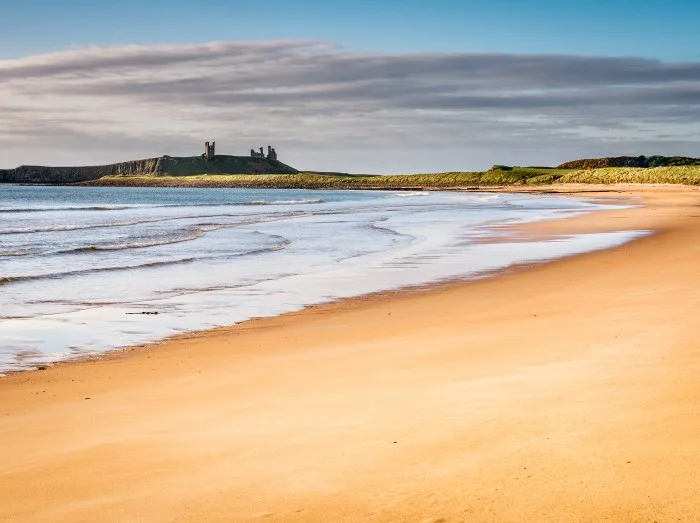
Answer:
[88,165,700,189]
[93,167,569,188]
[558,166,700,184]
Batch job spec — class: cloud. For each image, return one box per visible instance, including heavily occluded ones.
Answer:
[0,40,698,172]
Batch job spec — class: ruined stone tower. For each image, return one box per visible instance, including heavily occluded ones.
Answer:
[204,141,216,161]
[250,145,278,160]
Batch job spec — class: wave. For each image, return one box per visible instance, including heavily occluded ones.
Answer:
[0,216,186,235]
[0,259,196,287]
[1,215,298,261]
[63,231,205,254]
[0,209,307,236]
[456,194,502,203]
[42,219,293,255]
[141,199,325,208]
[0,239,290,287]
[0,228,206,257]
[367,217,417,244]
[0,200,324,216]
[0,249,40,257]
[0,206,131,213]
[247,199,324,205]
[395,192,430,197]
[142,200,325,208]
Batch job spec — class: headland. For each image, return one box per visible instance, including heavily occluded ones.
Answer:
[0,142,298,184]
[2,151,700,188]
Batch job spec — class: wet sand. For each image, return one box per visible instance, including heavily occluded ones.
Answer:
[2,184,700,522]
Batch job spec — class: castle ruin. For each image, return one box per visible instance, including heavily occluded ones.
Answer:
[203,141,279,161]
[250,145,278,161]
[204,141,216,161]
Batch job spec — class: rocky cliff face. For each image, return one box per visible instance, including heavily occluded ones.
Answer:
[0,158,161,184]
[0,155,298,184]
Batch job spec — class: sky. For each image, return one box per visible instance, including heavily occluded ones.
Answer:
[1,0,699,172]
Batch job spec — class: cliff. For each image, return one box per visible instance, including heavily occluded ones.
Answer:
[557,155,700,169]
[0,155,298,184]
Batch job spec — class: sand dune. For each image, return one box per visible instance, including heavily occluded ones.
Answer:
[1,185,700,522]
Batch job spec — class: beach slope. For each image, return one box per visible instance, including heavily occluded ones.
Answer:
[1,186,699,522]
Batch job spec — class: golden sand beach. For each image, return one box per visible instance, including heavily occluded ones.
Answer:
[1,185,699,522]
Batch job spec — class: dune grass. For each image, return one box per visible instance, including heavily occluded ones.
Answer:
[558,166,700,185]
[88,165,700,189]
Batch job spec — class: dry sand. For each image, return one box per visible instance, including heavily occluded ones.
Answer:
[2,184,700,522]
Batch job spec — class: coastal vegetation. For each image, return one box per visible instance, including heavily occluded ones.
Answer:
[4,154,700,188]
[555,166,700,184]
[83,165,700,189]
[558,155,700,169]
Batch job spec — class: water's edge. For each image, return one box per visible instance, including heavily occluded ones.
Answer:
[0,188,641,374]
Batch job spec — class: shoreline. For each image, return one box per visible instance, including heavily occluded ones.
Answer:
[0,185,642,377]
[0,235,641,380]
[2,185,700,521]
[3,179,700,192]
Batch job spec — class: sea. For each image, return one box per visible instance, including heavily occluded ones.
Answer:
[0,185,642,374]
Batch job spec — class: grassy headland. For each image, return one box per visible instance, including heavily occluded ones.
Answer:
[82,165,700,189]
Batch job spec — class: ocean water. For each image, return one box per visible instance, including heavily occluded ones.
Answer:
[0,185,641,373]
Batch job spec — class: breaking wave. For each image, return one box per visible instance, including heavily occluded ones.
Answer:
[0,210,304,235]
[0,206,132,213]
[0,239,290,287]
[247,199,324,205]
[63,231,205,253]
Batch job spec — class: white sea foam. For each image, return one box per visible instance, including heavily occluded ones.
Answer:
[0,186,640,373]
[248,198,324,205]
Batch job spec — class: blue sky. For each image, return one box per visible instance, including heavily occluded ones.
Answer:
[2,0,698,60]
[1,0,699,172]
